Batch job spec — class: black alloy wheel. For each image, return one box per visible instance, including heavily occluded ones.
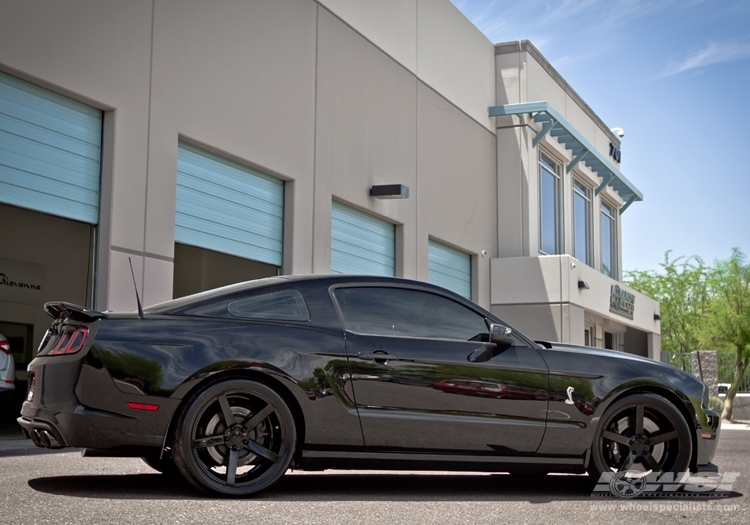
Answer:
[172,379,296,496]
[589,393,692,478]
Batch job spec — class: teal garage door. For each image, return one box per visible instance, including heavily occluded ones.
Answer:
[428,239,471,298]
[0,71,102,224]
[331,202,394,276]
[175,143,284,266]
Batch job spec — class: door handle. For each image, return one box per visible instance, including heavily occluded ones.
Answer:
[358,351,397,364]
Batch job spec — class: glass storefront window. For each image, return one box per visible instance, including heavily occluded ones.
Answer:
[573,180,592,265]
[539,154,561,254]
[601,201,617,277]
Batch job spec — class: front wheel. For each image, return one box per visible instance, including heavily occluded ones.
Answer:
[589,393,692,478]
[172,379,297,496]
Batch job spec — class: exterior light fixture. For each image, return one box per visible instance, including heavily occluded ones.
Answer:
[578,280,590,290]
[370,184,409,199]
[654,314,661,321]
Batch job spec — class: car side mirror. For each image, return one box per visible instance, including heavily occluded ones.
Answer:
[468,324,514,362]
[489,323,513,351]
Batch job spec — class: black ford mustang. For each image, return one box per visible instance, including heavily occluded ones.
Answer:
[18,275,720,496]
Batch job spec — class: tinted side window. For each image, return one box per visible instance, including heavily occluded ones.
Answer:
[334,287,487,341]
[228,290,310,321]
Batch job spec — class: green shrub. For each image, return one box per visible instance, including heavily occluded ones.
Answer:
[708,396,725,413]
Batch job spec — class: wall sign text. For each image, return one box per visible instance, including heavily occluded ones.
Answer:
[610,284,635,319]
[609,143,622,163]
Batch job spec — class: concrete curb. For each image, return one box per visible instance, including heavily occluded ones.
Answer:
[722,419,750,430]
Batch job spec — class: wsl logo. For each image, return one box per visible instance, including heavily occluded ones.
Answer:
[609,471,648,498]
[592,471,739,498]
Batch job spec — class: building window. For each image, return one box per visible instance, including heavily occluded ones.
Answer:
[601,201,617,277]
[584,324,594,347]
[573,180,592,265]
[539,154,561,254]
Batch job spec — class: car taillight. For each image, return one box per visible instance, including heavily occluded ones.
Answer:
[0,341,10,355]
[49,327,89,355]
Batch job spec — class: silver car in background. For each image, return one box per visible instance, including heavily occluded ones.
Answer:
[0,334,14,400]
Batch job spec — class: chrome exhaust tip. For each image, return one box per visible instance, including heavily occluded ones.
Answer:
[39,430,52,449]
[31,429,42,447]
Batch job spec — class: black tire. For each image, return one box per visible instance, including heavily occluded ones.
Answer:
[171,379,297,497]
[589,393,692,478]
[141,455,181,477]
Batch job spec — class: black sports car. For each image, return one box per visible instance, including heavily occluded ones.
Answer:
[18,275,720,496]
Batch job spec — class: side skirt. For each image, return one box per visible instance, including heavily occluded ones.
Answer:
[298,450,586,474]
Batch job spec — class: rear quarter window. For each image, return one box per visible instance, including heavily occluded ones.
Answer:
[228,290,310,321]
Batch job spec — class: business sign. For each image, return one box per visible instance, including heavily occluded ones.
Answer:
[609,143,622,163]
[0,258,45,305]
[610,284,635,319]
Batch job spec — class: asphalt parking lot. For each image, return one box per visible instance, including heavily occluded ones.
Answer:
[0,420,748,525]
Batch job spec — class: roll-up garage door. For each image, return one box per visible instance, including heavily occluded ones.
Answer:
[175,143,284,266]
[331,201,394,276]
[0,71,102,224]
[428,239,471,298]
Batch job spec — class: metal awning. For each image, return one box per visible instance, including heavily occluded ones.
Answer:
[489,101,643,213]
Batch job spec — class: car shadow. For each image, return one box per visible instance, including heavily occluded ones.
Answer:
[27,472,744,502]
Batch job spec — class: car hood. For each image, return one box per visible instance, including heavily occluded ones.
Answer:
[539,342,710,415]
[541,341,683,373]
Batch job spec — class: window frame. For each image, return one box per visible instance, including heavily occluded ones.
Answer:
[600,199,618,278]
[329,283,535,348]
[538,152,562,255]
[572,178,593,266]
[584,322,596,347]
[331,285,487,341]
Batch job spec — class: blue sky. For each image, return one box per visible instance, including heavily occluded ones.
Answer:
[452,0,750,272]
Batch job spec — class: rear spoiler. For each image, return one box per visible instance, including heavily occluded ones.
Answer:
[44,302,109,322]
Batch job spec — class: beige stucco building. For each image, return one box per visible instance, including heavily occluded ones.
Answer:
[0,0,660,384]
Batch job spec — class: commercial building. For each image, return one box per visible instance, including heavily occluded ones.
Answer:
[0,0,660,386]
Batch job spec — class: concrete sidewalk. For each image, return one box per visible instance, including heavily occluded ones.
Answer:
[722,419,750,430]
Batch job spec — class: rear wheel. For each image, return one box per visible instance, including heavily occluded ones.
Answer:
[589,393,692,478]
[172,379,296,496]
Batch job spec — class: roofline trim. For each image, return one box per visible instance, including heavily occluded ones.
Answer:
[489,101,643,212]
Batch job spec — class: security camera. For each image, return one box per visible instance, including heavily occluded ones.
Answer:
[610,127,625,138]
